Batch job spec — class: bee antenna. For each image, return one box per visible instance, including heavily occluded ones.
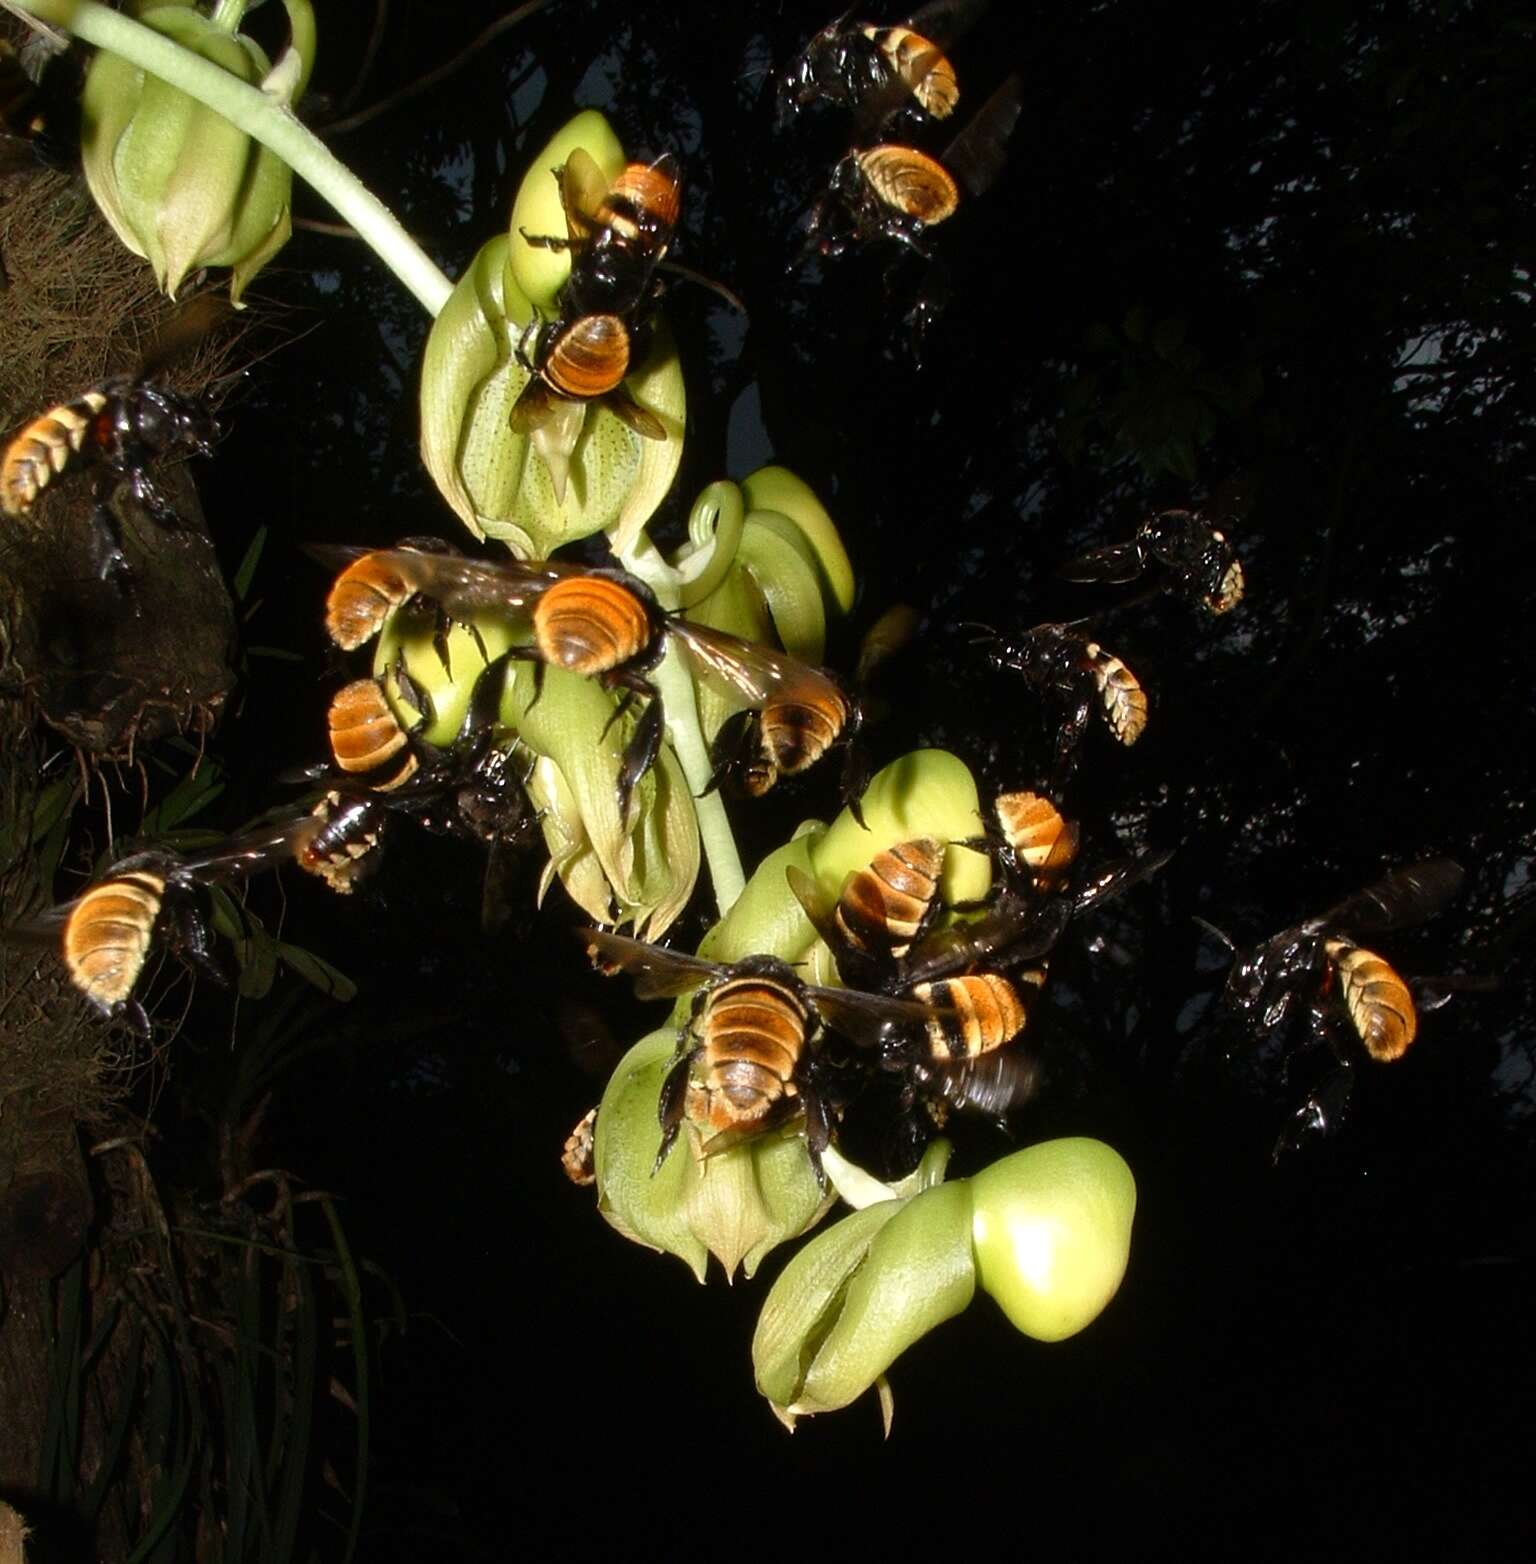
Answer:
[958,619,997,645]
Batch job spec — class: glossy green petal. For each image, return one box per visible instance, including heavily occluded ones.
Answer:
[740,466,856,615]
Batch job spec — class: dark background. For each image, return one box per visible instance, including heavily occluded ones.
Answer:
[161,0,1536,1555]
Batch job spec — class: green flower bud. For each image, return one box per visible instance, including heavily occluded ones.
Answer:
[81,1,314,304]
[970,1138,1137,1342]
[419,112,684,552]
[753,1180,976,1429]
[594,1029,828,1283]
[374,613,698,941]
[805,748,993,909]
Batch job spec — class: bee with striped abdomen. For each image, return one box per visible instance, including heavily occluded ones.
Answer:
[985,621,1148,787]
[582,927,951,1180]
[1204,858,1466,1155]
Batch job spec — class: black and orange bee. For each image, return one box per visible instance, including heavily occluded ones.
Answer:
[309,545,861,820]
[777,1,984,129]
[511,150,685,444]
[582,927,952,1179]
[3,814,363,1027]
[1203,858,1466,1155]
[800,70,1021,261]
[1061,508,1245,615]
[984,622,1148,787]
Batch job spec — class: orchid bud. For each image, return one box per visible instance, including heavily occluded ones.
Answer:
[81,1,315,304]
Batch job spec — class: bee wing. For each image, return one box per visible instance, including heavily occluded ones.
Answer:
[305,543,567,619]
[786,864,842,951]
[1072,846,1174,917]
[166,813,328,885]
[805,982,958,1051]
[138,292,232,378]
[923,1043,1042,1118]
[0,900,72,949]
[559,146,612,242]
[940,71,1022,198]
[579,928,726,999]
[1323,858,1466,934]
[508,375,564,437]
[1058,540,1146,585]
[903,893,1072,984]
[602,384,667,441]
[667,618,844,713]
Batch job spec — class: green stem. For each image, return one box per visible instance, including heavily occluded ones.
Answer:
[30,0,452,315]
[619,537,747,911]
[209,0,249,31]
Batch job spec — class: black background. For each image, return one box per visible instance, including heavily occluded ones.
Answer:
[166,0,1536,1556]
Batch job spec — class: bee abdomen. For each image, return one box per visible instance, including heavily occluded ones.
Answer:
[761,688,848,775]
[1,391,110,515]
[697,982,808,1125]
[994,791,1074,876]
[327,680,418,789]
[1327,939,1417,1061]
[561,1107,598,1187]
[912,969,1042,1061]
[325,554,421,650]
[297,794,383,895]
[861,24,959,118]
[62,870,166,1010]
[541,314,631,400]
[605,162,682,236]
[532,574,652,676]
[855,145,959,225]
[836,836,944,958]
[1087,643,1148,744]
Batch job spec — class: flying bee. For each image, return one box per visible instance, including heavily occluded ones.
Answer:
[581,927,954,1180]
[1061,508,1245,615]
[903,965,1049,1117]
[1203,858,1466,1155]
[982,790,1080,895]
[310,544,860,820]
[1,298,224,584]
[777,2,986,129]
[2,813,364,1026]
[800,70,1021,261]
[984,622,1147,787]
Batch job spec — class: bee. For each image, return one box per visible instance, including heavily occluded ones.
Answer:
[984,622,1147,787]
[509,309,666,445]
[3,814,362,1026]
[0,35,79,178]
[582,927,953,1179]
[903,965,1049,1117]
[1061,508,1245,615]
[786,837,947,995]
[801,70,1021,261]
[1,298,223,586]
[561,1107,599,1187]
[309,545,860,820]
[1204,858,1466,1154]
[777,2,984,128]
[982,790,1080,895]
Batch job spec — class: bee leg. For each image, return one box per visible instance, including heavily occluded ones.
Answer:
[616,695,664,820]
[654,1047,692,1174]
[118,998,153,1039]
[123,467,184,528]
[802,1087,831,1194]
[456,651,514,751]
[837,703,870,829]
[392,656,437,731]
[82,499,135,592]
[504,649,547,711]
[167,896,230,989]
[431,609,455,678]
[518,226,576,254]
[1273,1064,1356,1162]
